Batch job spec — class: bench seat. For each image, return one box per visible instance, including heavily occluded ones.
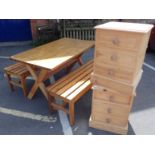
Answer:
[47,60,93,125]
[4,63,30,96]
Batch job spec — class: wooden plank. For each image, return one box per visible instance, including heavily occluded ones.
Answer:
[60,73,92,98]
[10,68,26,75]
[11,38,94,70]
[56,67,92,95]
[5,63,30,78]
[49,60,93,90]
[5,74,14,91]
[48,91,70,103]
[46,54,84,78]
[67,79,92,101]
[51,102,69,114]
[6,64,25,73]
[47,60,93,91]
[78,57,83,66]
[50,63,93,93]
[15,67,28,75]
[4,63,21,70]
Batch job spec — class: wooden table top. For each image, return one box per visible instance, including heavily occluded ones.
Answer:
[11,38,94,70]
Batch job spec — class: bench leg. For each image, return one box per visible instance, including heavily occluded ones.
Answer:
[78,57,83,66]
[6,73,14,92]
[21,76,27,97]
[69,102,75,126]
[48,94,55,112]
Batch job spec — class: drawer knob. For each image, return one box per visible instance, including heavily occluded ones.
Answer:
[107,108,112,113]
[106,118,111,123]
[102,88,107,92]
[112,38,120,45]
[109,96,115,102]
[107,69,115,76]
[110,54,118,61]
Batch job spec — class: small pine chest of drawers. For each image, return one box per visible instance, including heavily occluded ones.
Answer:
[94,21,153,84]
[89,22,153,134]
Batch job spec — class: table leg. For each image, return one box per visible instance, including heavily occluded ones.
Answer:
[66,55,83,74]
[78,57,83,66]
[66,61,77,74]
[26,65,48,99]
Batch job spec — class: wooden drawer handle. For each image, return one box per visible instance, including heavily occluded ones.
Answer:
[107,108,112,113]
[109,95,115,102]
[102,89,107,92]
[110,54,118,61]
[107,69,115,76]
[112,38,120,45]
[106,118,111,123]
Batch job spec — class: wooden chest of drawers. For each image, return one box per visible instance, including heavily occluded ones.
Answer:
[89,21,153,134]
[94,22,153,83]
[90,85,134,131]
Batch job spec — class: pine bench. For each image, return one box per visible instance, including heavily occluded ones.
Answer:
[4,63,30,96]
[47,60,93,125]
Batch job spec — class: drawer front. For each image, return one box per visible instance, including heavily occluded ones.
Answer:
[93,63,134,84]
[94,46,138,70]
[95,29,145,51]
[92,99,130,117]
[93,88,133,105]
[91,70,142,95]
[91,110,128,127]
[91,73,135,95]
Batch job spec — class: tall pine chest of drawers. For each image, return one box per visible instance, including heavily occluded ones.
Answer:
[89,21,153,134]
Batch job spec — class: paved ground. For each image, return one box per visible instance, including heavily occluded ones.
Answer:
[0,44,155,135]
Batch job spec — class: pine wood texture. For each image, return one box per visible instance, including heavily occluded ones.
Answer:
[10,38,94,99]
[89,21,153,134]
[11,38,94,70]
[4,63,30,96]
[91,69,143,95]
[89,117,128,135]
[47,60,93,125]
[94,22,153,84]
[26,65,48,99]
[92,85,135,106]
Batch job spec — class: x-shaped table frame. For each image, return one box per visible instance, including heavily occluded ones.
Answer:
[26,54,83,100]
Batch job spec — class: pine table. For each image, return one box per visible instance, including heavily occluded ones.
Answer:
[11,38,94,99]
